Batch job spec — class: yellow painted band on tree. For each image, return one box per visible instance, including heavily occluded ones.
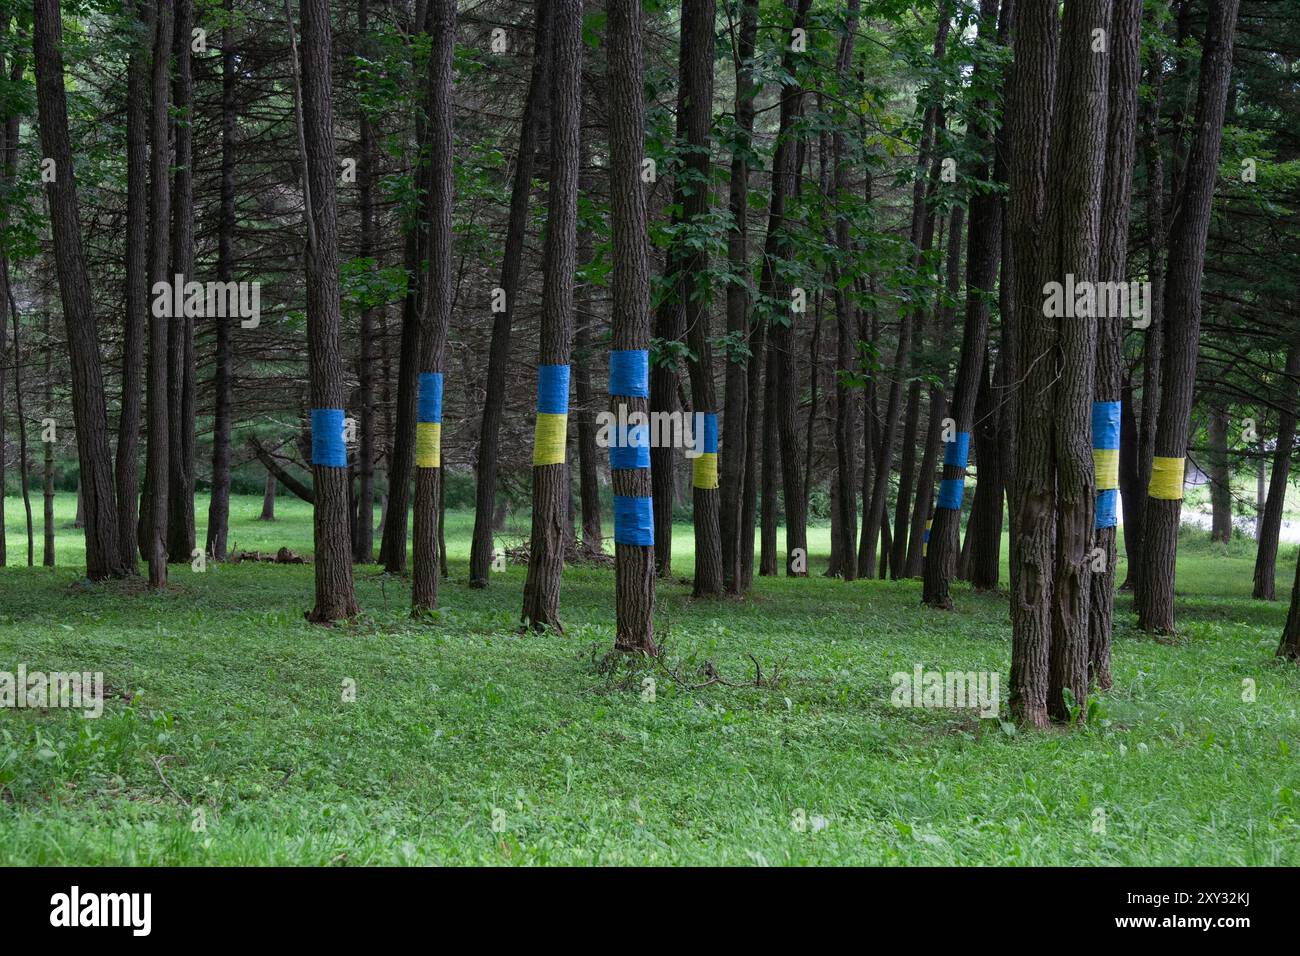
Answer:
[532,412,568,466]
[692,451,719,490]
[1093,448,1120,490]
[1149,455,1185,500]
[415,422,441,468]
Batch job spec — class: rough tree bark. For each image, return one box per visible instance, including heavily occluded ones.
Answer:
[205,0,236,561]
[410,0,454,615]
[606,0,656,653]
[167,0,196,565]
[678,0,722,597]
[1088,0,1141,691]
[521,0,580,630]
[297,0,359,621]
[720,0,759,594]
[31,0,129,581]
[1137,0,1240,633]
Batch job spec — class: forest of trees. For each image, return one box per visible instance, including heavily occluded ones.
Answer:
[0,0,1296,731]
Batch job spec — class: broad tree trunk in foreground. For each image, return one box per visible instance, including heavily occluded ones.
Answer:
[411,0,455,615]
[1137,0,1239,633]
[1253,345,1300,599]
[522,0,580,630]
[298,0,359,621]
[1005,0,1059,728]
[32,0,129,581]
[606,0,655,653]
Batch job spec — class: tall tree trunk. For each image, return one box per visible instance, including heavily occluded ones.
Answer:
[377,1,434,575]
[1004,0,1059,728]
[410,0,454,615]
[754,0,811,577]
[115,0,149,573]
[1253,344,1300,599]
[42,308,54,567]
[968,349,1004,590]
[522,0,580,630]
[574,140,602,552]
[468,0,551,587]
[31,0,128,581]
[296,0,359,621]
[206,0,236,561]
[678,0,722,597]
[353,0,377,564]
[720,0,759,593]
[923,0,1000,606]
[142,0,173,586]
[907,205,964,579]
[827,0,862,581]
[12,284,33,565]
[1137,0,1239,633]
[606,0,656,653]
[1088,0,1142,691]
[862,8,950,578]
[1127,37,1167,600]
[167,0,196,565]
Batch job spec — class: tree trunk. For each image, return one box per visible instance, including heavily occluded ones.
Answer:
[31,0,128,581]
[1005,0,1059,728]
[863,8,950,578]
[1137,0,1239,633]
[468,0,551,587]
[260,467,276,520]
[720,0,759,593]
[42,308,54,567]
[377,2,434,575]
[606,0,656,654]
[118,0,148,572]
[205,0,236,561]
[521,0,580,630]
[677,0,722,598]
[297,0,359,621]
[969,349,1005,590]
[923,0,999,606]
[353,0,377,564]
[1253,344,1300,599]
[410,0,454,615]
[167,0,196,565]
[1207,405,1232,542]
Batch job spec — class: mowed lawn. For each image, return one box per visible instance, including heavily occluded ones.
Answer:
[1,492,1297,865]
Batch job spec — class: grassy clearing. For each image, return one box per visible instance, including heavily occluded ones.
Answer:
[0,493,1297,865]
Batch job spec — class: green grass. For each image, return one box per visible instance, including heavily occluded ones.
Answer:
[1,492,1298,865]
